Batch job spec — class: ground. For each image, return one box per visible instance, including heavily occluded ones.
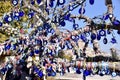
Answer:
[47,73,120,80]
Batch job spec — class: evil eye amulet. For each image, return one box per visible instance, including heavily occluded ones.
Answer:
[97,34,101,40]
[60,20,66,26]
[57,0,65,5]
[111,38,117,44]
[117,30,120,34]
[19,11,24,17]
[37,0,42,4]
[103,37,108,44]
[112,20,120,25]
[89,0,94,5]
[111,72,117,77]
[79,8,85,14]
[38,71,44,78]
[12,0,18,6]
[103,14,109,20]
[99,30,106,36]
[91,33,96,40]
[0,22,2,27]
[73,24,79,30]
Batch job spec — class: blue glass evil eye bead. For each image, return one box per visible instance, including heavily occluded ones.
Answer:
[117,30,120,34]
[14,12,19,16]
[80,34,88,42]
[97,34,101,40]
[64,13,71,20]
[76,68,81,74]
[99,29,106,36]
[51,72,56,76]
[12,0,18,6]
[48,49,52,54]
[101,70,106,75]
[35,50,39,54]
[107,30,111,34]
[103,37,108,44]
[60,20,66,26]
[71,35,75,40]
[30,51,34,56]
[4,15,12,23]
[112,20,120,25]
[38,26,43,31]
[111,38,117,44]
[103,14,109,20]
[48,28,55,34]
[99,71,104,76]
[48,72,52,76]
[19,11,24,17]
[1,68,7,75]
[76,35,79,41]
[112,72,117,77]
[43,23,51,29]
[37,0,41,4]
[79,8,85,14]
[14,13,20,21]
[31,0,35,5]
[7,64,13,70]
[28,12,34,18]
[69,5,74,11]
[0,22,2,27]
[91,33,96,40]
[84,70,90,76]
[38,71,44,78]
[49,1,54,7]
[34,67,39,72]
[73,24,79,30]
[58,0,65,5]
[89,0,94,5]
[7,44,11,50]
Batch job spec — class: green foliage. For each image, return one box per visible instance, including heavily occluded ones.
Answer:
[58,50,72,61]
[0,1,12,16]
[0,1,31,42]
[0,32,9,43]
[64,55,72,61]
[58,50,65,59]
[0,1,12,42]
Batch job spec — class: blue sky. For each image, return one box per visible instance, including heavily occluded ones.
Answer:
[65,0,120,53]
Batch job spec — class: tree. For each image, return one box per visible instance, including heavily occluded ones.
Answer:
[0,0,119,61]
[0,0,120,78]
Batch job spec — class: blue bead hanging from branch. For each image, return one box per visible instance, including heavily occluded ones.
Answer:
[37,0,42,4]
[99,29,106,36]
[97,34,101,40]
[103,37,108,44]
[12,0,18,6]
[57,0,65,5]
[111,37,117,44]
[112,20,120,26]
[91,33,96,40]
[0,22,2,27]
[79,7,85,14]
[19,11,24,17]
[89,0,94,5]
